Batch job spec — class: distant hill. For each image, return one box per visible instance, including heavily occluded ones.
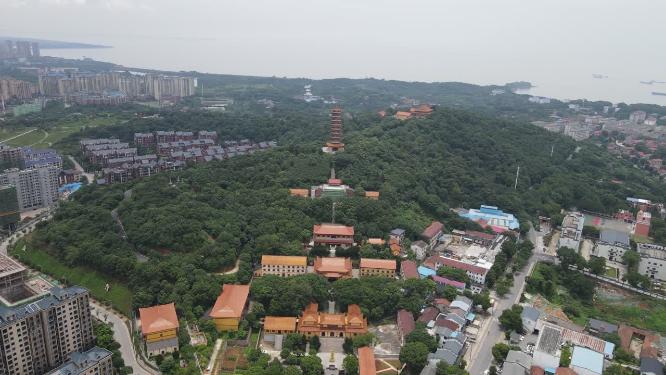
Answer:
[0,36,110,49]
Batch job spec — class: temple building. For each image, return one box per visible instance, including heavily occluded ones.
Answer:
[314,257,353,280]
[364,191,380,200]
[297,303,368,337]
[360,258,397,278]
[289,188,310,198]
[209,284,250,331]
[261,255,308,277]
[311,178,354,200]
[263,316,298,335]
[313,223,355,248]
[138,303,180,356]
[323,107,345,153]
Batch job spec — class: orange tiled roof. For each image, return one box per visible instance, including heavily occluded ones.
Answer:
[320,313,346,326]
[390,243,401,256]
[358,347,377,375]
[367,238,386,246]
[264,316,297,332]
[139,303,179,335]
[360,258,396,270]
[210,284,250,319]
[395,111,412,120]
[313,224,354,236]
[365,191,380,199]
[262,255,307,266]
[314,257,352,274]
[290,188,310,197]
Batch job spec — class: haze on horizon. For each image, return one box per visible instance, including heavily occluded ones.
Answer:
[2,0,666,104]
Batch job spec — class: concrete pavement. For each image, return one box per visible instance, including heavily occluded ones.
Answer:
[468,228,555,375]
[67,155,95,183]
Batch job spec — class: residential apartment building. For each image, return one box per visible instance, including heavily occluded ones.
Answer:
[424,255,491,293]
[0,286,95,375]
[45,347,113,375]
[0,254,28,298]
[637,243,666,281]
[558,212,585,250]
[0,78,37,101]
[0,165,60,211]
[261,255,307,277]
[359,258,396,278]
[0,186,20,230]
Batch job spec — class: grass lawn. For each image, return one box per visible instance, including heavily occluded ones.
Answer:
[10,240,133,315]
[604,267,619,279]
[0,127,37,143]
[3,116,120,149]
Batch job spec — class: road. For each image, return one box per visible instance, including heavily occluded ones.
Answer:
[0,211,52,255]
[90,301,156,375]
[67,155,95,183]
[468,227,555,375]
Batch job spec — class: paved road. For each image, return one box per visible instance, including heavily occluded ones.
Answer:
[468,228,555,375]
[67,155,95,183]
[0,212,51,255]
[90,301,156,375]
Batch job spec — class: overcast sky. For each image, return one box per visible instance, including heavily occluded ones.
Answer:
[2,0,666,103]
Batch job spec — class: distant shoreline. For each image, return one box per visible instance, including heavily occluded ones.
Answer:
[0,36,111,49]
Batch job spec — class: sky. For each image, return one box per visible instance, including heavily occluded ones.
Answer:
[2,0,666,103]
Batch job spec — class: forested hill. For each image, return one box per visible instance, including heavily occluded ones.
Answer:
[27,106,666,316]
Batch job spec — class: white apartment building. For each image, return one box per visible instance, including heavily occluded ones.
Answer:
[46,347,113,375]
[0,165,60,211]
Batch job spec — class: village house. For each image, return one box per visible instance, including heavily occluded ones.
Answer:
[397,309,415,345]
[138,303,180,356]
[359,258,397,278]
[400,260,419,279]
[209,284,250,331]
[261,255,308,277]
[421,221,444,249]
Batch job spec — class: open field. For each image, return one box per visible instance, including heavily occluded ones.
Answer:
[10,240,133,315]
[0,127,37,143]
[2,116,120,149]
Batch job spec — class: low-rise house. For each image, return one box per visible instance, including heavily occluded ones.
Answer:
[261,255,308,277]
[418,265,437,279]
[570,346,604,375]
[422,221,444,249]
[521,306,541,334]
[503,350,533,375]
[401,260,419,279]
[432,275,465,293]
[264,316,298,335]
[411,240,428,260]
[397,309,415,344]
[641,358,664,375]
[637,243,666,281]
[390,228,406,244]
[360,258,396,277]
[533,323,614,369]
[359,347,376,375]
[558,212,585,251]
[418,307,440,325]
[591,229,630,262]
[586,319,618,335]
[364,191,380,200]
[367,238,386,246]
[424,256,490,292]
[314,257,353,280]
[209,284,250,331]
[460,230,496,247]
[138,303,180,356]
[289,188,310,198]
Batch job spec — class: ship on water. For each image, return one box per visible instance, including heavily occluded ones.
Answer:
[653,92,666,96]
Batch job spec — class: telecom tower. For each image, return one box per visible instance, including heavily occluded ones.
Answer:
[323,107,345,153]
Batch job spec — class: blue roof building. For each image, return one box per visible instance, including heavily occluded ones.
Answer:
[418,266,436,279]
[458,205,520,232]
[571,346,604,375]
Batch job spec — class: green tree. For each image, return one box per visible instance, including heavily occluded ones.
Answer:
[559,345,572,367]
[406,325,438,352]
[557,247,583,270]
[343,355,359,375]
[436,361,469,375]
[588,257,606,275]
[400,342,430,372]
[437,266,470,284]
[309,335,321,352]
[491,343,510,364]
[299,355,324,375]
[499,305,523,333]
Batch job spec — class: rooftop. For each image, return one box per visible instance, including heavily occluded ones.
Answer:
[209,284,250,319]
[397,309,415,336]
[358,347,377,375]
[522,306,541,322]
[261,255,307,267]
[314,257,352,274]
[264,316,297,332]
[139,302,179,335]
[360,258,396,270]
[422,221,444,240]
[46,347,112,375]
[0,253,26,279]
[313,223,354,236]
[587,318,618,334]
[0,286,88,328]
[401,260,419,279]
[571,346,603,375]
[599,229,630,247]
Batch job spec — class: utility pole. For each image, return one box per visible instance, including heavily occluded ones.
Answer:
[514,166,520,190]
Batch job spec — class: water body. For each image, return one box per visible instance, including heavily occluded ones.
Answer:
[42,36,666,106]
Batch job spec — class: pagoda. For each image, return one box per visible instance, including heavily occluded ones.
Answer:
[323,107,345,153]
